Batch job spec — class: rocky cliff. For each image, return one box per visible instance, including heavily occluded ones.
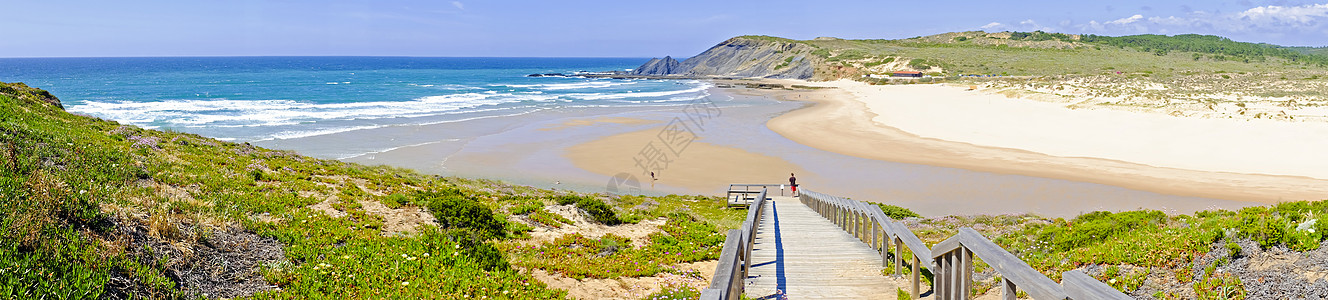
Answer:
[631,56,682,75]
[633,36,820,79]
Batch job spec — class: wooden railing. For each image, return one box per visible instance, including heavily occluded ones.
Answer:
[800,190,1132,300]
[728,183,793,196]
[701,188,769,300]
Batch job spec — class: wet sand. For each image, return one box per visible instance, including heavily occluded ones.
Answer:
[564,126,806,193]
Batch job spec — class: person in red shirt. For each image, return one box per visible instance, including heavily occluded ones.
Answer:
[789,173,797,196]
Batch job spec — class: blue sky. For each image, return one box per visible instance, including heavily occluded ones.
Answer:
[2,0,1326,58]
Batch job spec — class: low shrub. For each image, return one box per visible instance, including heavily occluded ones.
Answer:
[555,195,621,225]
[874,203,921,220]
[1043,210,1167,251]
[505,213,723,279]
[510,201,541,215]
[528,210,572,228]
[417,190,507,239]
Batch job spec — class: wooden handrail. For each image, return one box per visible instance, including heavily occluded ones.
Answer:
[702,188,769,300]
[799,189,1130,300]
[931,228,1067,300]
[1063,270,1133,300]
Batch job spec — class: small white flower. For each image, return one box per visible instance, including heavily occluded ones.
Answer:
[423,253,430,257]
[401,254,408,258]
[402,281,410,286]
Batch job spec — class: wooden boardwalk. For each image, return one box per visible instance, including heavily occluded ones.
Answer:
[704,189,1129,300]
[744,196,908,299]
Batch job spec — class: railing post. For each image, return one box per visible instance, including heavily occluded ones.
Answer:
[880,229,889,267]
[841,206,849,231]
[895,237,903,277]
[938,252,949,300]
[850,211,857,237]
[862,214,870,242]
[871,221,879,251]
[1001,278,1016,300]
[831,204,837,225]
[853,212,861,239]
[956,250,966,297]
[828,205,839,226]
[911,255,921,299]
[962,248,973,299]
[952,251,961,300]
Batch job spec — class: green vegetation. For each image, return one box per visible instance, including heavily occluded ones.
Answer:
[1009,31,1076,42]
[554,195,622,225]
[0,82,745,298]
[1234,202,1328,251]
[503,213,724,279]
[737,31,1328,85]
[527,209,573,228]
[907,58,939,70]
[734,35,804,45]
[1082,34,1328,65]
[1284,46,1328,57]
[774,56,795,70]
[862,57,896,68]
[1194,266,1246,299]
[872,203,921,220]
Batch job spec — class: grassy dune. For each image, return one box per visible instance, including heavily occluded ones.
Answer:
[0,82,743,299]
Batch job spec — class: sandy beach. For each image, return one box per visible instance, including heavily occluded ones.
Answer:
[765,79,1328,204]
[315,80,1273,217]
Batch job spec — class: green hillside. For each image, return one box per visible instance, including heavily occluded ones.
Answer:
[777,31,1328,79]
[1283,46,1328,57]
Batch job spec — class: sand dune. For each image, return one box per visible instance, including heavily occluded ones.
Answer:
[766,79,1328,203]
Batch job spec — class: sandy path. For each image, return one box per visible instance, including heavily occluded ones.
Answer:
[764,80,1328,203]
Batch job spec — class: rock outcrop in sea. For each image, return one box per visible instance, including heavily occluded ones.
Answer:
[633,36,820,79]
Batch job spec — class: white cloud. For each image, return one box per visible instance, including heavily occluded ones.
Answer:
[451,1,464,10]
[1019,19,1053,31]
[1105,14,1144,25]
[1237,3,1328,25]
[978,20,1051,32]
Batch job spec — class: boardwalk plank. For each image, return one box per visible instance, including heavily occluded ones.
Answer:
[744,196,904,299]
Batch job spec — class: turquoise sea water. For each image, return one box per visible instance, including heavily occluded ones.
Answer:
[0,57,706,144]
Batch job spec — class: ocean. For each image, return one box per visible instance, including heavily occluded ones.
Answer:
[0,57,708,158]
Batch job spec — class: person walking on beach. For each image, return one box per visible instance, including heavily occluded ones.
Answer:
[789,173,798,196]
